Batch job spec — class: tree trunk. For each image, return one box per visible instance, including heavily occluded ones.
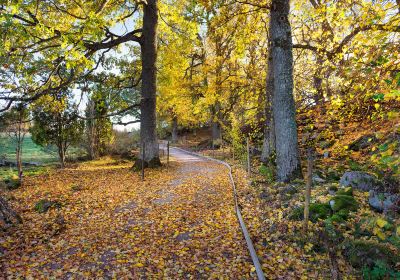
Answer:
[270,0,302,182]
[171,117,178,143]
[139,0,161,168]
[0,195,22,228]
[16,145,22,183]
[58,144,65,168]
[261,49,276,163]
[211,121,221,145]
[86,100,97,160]
[211,104,222,148]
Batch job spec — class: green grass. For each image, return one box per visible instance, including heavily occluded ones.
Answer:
[0,134,58,164]
[0,134,86,180]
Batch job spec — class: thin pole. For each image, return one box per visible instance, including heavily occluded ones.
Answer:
[167,141,170,167]
[141,142,145,181]
[304,148,313,234]
[247,137,251,177]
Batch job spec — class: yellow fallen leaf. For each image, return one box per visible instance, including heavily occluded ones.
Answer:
[376,218,388,228]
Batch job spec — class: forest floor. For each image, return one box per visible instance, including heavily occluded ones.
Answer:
[2,141,399,279]
[0,149,255,279]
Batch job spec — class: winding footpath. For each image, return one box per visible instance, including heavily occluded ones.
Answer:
[2,148,256,279]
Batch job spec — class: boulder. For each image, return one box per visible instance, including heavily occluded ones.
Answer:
[368,190,400,213]
[289,203,331,222]
[342,239,400,269]
[279,185,297,196]
[312,174,326,184]
[336,187,353,196]
[348,134,376,151]
[339,171,381,192]
[330,195,358,212]
[328,184,338,195]
[34,199,61,213]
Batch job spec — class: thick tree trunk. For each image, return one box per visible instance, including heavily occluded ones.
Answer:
[171,117,178,143]
[261,50,276,163]
[270,0,302,182]
[139,0,161,167]
[211,104,222,148]
[211,121,221,144]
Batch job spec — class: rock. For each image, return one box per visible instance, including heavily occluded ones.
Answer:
[0,180,7,190]
[330,195,358,212]
[368,190,400,213]
[340,171,381,192]
[0,196,22,228]
[336,187,353,196]
[289,203,331,222]
[348,134,376,151]
[279,185,297,196]
[4,179,21,190]
[259,190,269,199]
[342,239,400,269]
[312,174,326,184]
[328,184,338,195]
[329,214,345,223]
[326,169,340,181]
[71,184,84,192]
[34,199,61,213]
[319,140,335,149]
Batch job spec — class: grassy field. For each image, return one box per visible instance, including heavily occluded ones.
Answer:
[0,134,58,164]
[0,134,85,180]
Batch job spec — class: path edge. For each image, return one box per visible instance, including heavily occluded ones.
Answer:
[170,147,266,280]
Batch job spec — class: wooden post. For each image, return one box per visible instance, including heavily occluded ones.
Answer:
[247,137,251,177]
[141,142,145,181]
[167,141,170,167]
[304,148,313,234]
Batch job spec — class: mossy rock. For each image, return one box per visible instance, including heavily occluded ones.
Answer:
[289,203,331,222]
[337,209,350,220]
[71,184,84,192]
[336,187,353,196]
[279,185,298,199]
[330,195,359,212]
[34,199,61,213]
[329,214,345,223]
[326,169,341,181]
[342,239,400,269]
[259,164,274,182]
[4,179,21,190]
[328,185,338,192]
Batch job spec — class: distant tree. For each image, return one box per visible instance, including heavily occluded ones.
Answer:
[31,100,84,168]
[85,96,113,160]
[0,103,30,183]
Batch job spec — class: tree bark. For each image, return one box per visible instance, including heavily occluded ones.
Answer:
[171,117,178,143]
[211,104,222,148]
[139,0,161,167]
[211,120,221,145]
[58,144,65,168]
[16,145,22,182]
[261,49,276,163]
[270,0,302,182]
